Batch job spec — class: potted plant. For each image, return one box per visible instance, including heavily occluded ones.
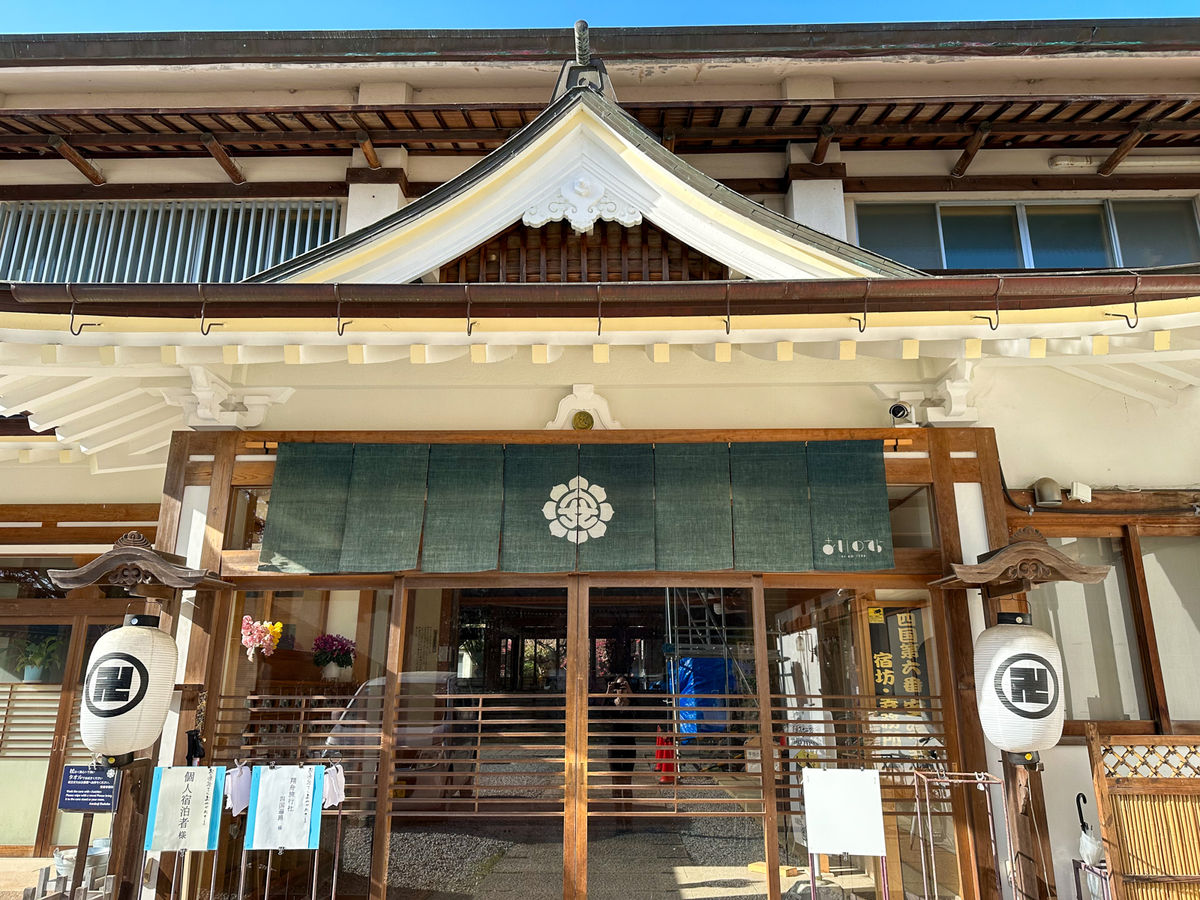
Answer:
[14,634,65,683]
[311,633,355,681]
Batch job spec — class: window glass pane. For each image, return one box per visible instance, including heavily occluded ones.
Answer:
[939,206,1023,269]
[855,204,943,269]
[1113,200,1200,267]
[1141,536,1200,720]
[1031,537,1147,720]
[1025,205,1114,269]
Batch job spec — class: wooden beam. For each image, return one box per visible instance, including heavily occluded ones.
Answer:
[1098,121,1153,176]
[951,122,991,178]
[355,130,382,169]
[785,162,846,180]
[0,181,347,201]
[811,124,835,164]
[201,133,246,184]
[46,134,104,185]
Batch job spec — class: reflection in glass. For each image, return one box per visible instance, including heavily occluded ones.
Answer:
[1032,537,1147,721]
[1025,205,1113,269]
[940,206,1023,270]
[1141,537,1200,721]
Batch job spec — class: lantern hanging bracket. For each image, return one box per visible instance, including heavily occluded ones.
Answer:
[198,285,223,336]
[723,284,731,335]
[596,285,603,336]
[464,285,476,337]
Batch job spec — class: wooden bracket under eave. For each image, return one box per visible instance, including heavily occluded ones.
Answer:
[951,122,991,178]
[1099,121,1154,177]
[47,135,105,185]
[356,130,382,170]
[201,133,246,185]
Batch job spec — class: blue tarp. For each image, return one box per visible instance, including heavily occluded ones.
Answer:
[676,657,740,735]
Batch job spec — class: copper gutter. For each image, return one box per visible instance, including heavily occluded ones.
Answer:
[4,275,1199,321]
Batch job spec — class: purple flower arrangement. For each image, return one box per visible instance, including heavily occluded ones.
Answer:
[311,633,355,668]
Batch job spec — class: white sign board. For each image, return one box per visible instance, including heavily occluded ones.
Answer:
[802,767,886,857]
[145,766,225,852]
[246,765,324,851]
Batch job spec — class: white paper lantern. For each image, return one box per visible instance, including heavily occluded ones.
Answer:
[974,617,1064,754]
[80,613,178,765]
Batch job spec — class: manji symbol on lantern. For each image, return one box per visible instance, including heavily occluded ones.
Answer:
[80,613,179,767]
[973,612,1064,762]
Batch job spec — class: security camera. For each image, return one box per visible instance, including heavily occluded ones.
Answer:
[888,401,913,422]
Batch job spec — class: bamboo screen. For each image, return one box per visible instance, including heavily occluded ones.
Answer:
[1088,728,1200,899]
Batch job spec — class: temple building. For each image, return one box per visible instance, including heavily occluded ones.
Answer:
[2,17,1200,900]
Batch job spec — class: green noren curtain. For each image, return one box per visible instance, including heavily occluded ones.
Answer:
[500,444,580,573]
[654,443,734,571]
[258,439,894,575]
[807,440,894,571]
[259,443,355,574]
[731,442,813,571]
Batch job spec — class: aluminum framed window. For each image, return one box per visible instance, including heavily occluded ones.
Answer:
[853,198,1200,271]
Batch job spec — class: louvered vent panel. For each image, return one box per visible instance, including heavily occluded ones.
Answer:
[0,199,342,283]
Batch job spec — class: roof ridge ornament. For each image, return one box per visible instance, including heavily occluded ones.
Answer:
[551,20,616,102]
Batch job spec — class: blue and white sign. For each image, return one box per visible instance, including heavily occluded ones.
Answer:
[245,766,324,851]
[58,765,120,813]
[144,766,225,852]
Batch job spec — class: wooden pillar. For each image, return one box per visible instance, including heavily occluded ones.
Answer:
[975,430,1057,900]
[749,576,782,900]
[565,574,589,900]
[927,428,997,900]
[370,576,409,900]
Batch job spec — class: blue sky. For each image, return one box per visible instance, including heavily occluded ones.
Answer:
[6,0,1199,33]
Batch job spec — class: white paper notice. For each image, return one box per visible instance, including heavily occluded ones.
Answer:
[802,767,886,857]
[145,767,225,852]
[246,765,324,851]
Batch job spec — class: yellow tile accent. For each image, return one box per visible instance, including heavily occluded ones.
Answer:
[1154,330,1171,351]
[964,338,982,359]
[59,449,76,464]
[1028,338,1047,359]
[409,344,427,365]
[532,344,551,365]
[160,346,178,365]
[592,344,610,364]
[347,345,366,364]
[713,342,732,363]
[775,341,794,362]
[652,343,670,363]
[40,345,59,364]
[222,346,240,365]
[901,339,920,360]
[470,344,489,364]
[283,345,302,365]
[1091,335,1109,356]
[838,340,856,361]
[98,346,117,366]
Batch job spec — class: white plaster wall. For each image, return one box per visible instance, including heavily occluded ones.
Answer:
[1040,745,1099,898]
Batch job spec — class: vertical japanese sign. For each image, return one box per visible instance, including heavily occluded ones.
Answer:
[868,606,931,750]
[868,606,929,709]
[245,765,324,851]
[145,766,225,852]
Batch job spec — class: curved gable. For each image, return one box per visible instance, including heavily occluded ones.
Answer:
[250,87,920,284]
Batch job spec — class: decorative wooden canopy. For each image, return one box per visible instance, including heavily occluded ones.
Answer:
[932,527,1111,600]
[5,93,1200,162]
[48,530,231,600]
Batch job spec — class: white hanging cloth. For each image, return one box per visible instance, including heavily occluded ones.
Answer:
[322,763,346,809]
[225,762,252,816]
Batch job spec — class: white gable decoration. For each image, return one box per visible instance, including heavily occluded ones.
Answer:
[253,89,917,286]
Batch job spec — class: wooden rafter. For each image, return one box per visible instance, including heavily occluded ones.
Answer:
[2,94,1200,160]
[1098,121,1153,176]
[355,129,382,169]
[951,122,990,177]
[201,133,246,184]
[46,134,105,185]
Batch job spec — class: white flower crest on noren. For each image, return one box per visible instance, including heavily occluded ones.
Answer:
[542,476,614,543]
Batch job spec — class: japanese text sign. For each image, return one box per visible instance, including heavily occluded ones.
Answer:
[145,766,225,852]
[245,765,324,851]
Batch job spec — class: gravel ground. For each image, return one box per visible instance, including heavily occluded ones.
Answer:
[339,823,514,895]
